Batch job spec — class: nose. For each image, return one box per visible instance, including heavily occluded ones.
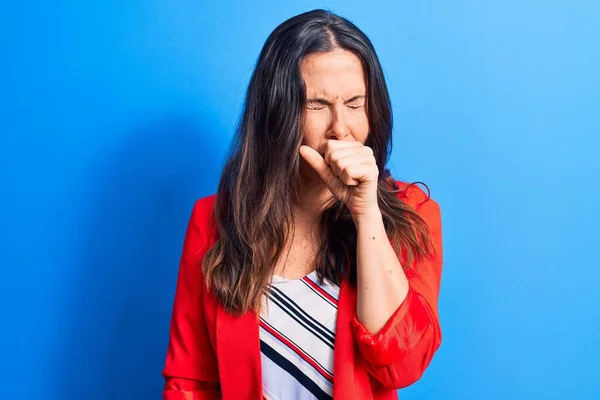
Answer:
[326,105,351,140]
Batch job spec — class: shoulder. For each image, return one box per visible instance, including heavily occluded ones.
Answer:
[191,193,217,219]
[186,193,218,246]
[393,180,435,206]
[394,179,441,229]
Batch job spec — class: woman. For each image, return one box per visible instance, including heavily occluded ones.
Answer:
[162,8,443,400]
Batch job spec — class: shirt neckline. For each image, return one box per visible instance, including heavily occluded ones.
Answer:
[271,269,317,283]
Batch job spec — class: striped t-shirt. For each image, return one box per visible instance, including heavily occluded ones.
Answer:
[259,270,340,400]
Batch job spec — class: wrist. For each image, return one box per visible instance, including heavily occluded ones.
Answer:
[352,207,383,227]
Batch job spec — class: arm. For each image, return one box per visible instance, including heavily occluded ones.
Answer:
[162,199,221,400]
[351,186,443,389]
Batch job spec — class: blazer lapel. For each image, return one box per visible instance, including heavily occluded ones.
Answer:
[216,304,263,400]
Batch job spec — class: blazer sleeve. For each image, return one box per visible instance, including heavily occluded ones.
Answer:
[350,185,443,389]
[162,199,221,400]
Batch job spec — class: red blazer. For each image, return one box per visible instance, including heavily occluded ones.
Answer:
[162,181,443,400]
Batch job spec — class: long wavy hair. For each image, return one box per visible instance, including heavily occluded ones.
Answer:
[202,9,433,315]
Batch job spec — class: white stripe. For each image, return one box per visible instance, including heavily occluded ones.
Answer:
[261,297,336,373]
[262,355,323,400]
[267,287,334,345]
[260,317,331,375]
[260,271,340,399]
[305,274,340,300]
[299,278,339,309]
[260,327,333,394]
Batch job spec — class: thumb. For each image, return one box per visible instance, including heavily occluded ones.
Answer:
[299,145,343,192]
[299,145,327,176]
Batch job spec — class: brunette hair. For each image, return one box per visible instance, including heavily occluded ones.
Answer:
[202,9,433,315]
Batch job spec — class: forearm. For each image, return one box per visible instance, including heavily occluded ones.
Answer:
[354,207,410,334]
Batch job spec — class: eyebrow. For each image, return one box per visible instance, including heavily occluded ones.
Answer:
[306,95,366,105]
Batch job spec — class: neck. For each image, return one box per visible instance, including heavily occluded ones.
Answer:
[294,173,335,219]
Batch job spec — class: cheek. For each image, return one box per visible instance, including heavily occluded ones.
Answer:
[302,114,328,142]
[351,113,370,141]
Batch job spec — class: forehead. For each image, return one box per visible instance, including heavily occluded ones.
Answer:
[300,49,366,98]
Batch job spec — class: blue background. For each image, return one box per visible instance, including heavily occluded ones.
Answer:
[1,1,599,399]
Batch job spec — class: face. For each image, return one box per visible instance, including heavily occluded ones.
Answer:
[299,49,370,159]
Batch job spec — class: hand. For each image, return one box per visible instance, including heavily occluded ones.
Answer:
[299,139,380,219]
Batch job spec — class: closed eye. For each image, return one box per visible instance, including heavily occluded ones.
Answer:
[307,102,327,110]
[307,102,365,110]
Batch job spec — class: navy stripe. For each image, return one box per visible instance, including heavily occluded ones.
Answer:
[259,318,331,376]
[265,292,333,348]
[268,285,335,345]
[261,340,332,400]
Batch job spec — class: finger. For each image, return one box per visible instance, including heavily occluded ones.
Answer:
[327,153,370,185]
[324,146,364,167]
[324,139,362,155]
[324,141,367,166]
[340,164,378,186]
[335,154,376,185]
[326,146,375,177]
[336,153,377,168]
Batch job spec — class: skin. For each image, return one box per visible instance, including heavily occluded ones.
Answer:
[296,48,409,334]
